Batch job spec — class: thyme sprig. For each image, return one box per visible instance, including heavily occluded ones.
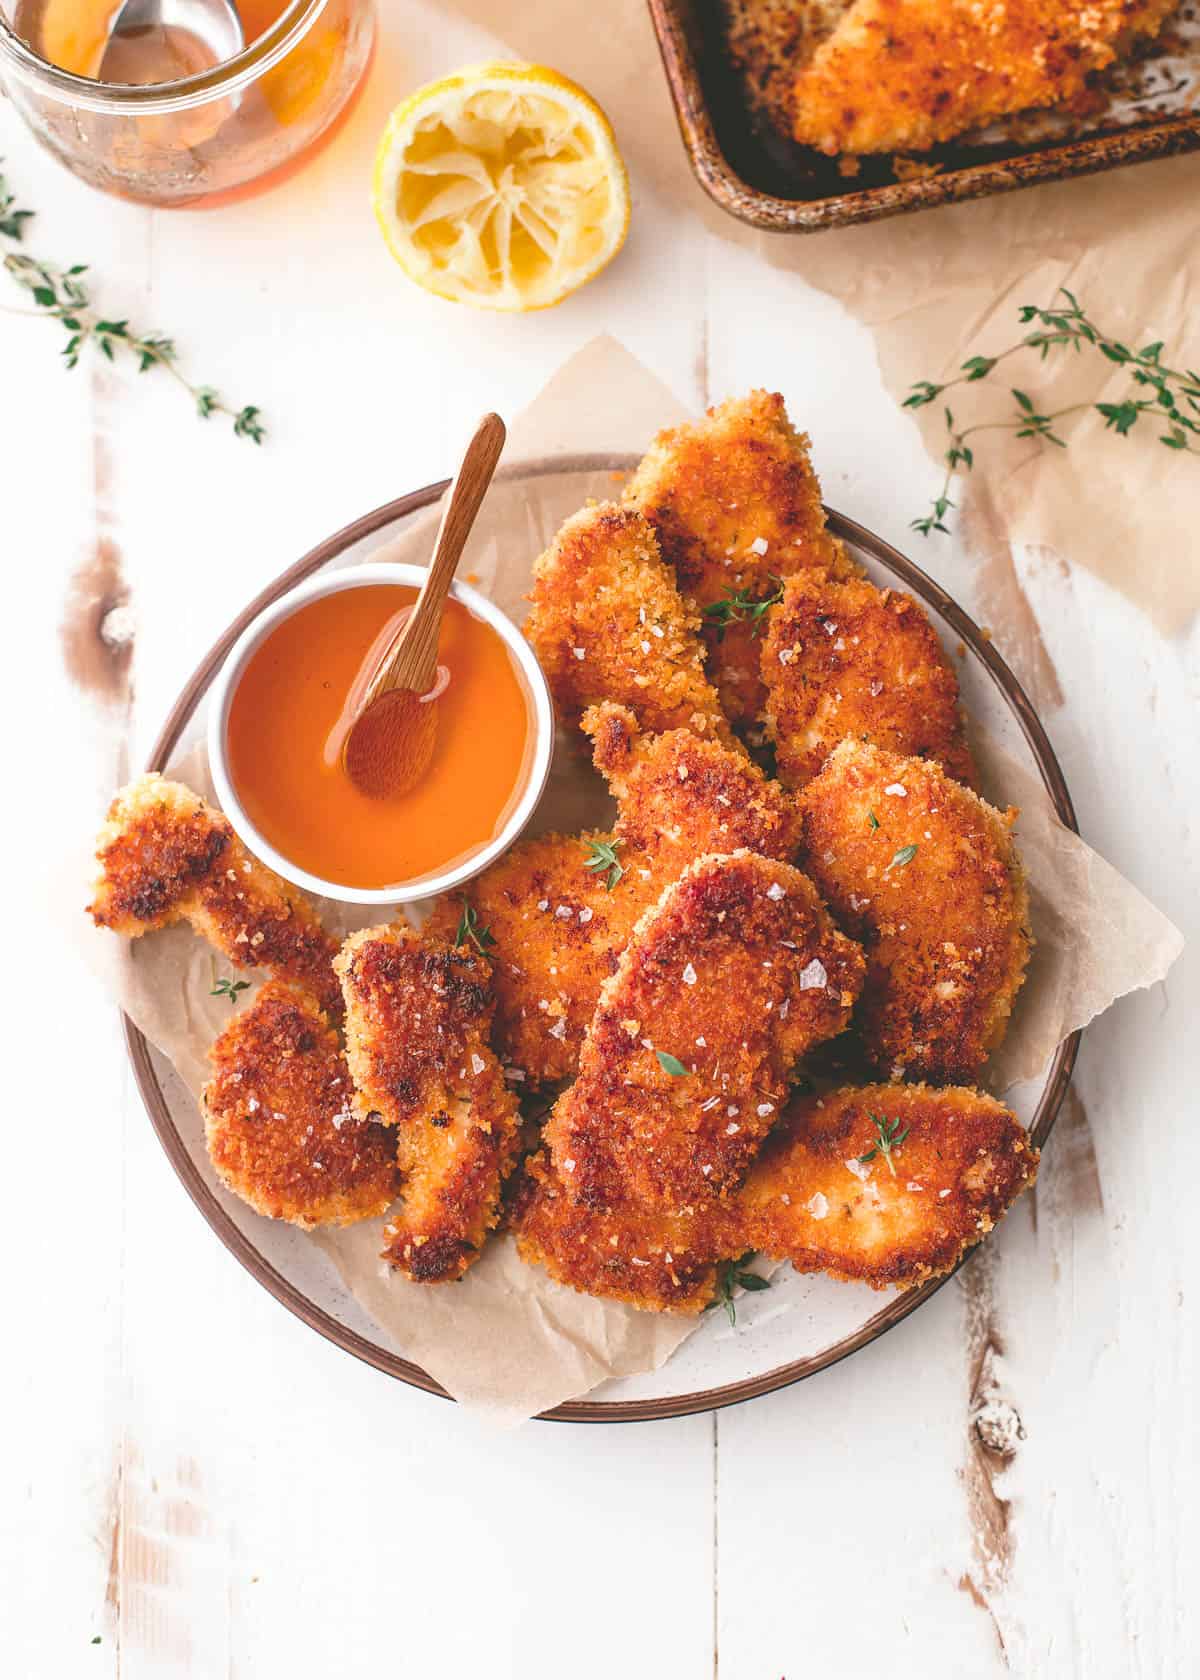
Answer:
[906,289,1200,535]
[0,161,265,442]
[705,1251,770,1326]
[858,1112,910,1177]
[702,577,784,640]
[210,976,251,1004]
[454,901,496,956]
[583,837,624,890]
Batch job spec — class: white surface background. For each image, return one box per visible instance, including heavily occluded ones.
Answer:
[3,2,1199,1674]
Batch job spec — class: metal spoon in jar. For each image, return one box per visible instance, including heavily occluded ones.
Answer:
[99,0,243,82]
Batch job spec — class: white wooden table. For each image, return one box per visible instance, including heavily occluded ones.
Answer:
[4,4,1198,1673]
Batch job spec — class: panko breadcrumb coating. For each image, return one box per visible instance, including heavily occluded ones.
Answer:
[799,741,1031,1082]
[431,702,803,1085]
[624,391,853,725]
[514,1151,726,1314]
[792,0,1180,155]
[88,775,341,1018]
[524,502,734,746]
[336,924,522,1282]
[721,0,847,139]
[585,701,803,886]
[203,982,398,1229]
[735,1084,1039,1287]
[543,851,865,1212]
[760,572,976,790]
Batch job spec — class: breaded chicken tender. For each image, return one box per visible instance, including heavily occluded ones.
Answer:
[524,502,734,746]
[336,924,522,1282]
[433,703,804,1084]
[761,573,976,790]
[735,1084,1039,1287]
[88,775,341,1017]
[426,831,619,1088]
[799,741,1031,1081]
[544,852,866,1212]
[514,1151,725,1314]
[624,391,854,725]
[793,0,1179,155]
[586,701,803,886]
[203,982,398,1229]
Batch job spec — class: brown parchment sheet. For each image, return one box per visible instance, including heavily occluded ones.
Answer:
[447,0,1200,630]
[87,338,1183,1424]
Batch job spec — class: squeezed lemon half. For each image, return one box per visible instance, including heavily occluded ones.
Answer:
[372,62,631,311]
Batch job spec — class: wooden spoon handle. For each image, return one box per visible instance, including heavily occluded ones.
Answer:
[371,412,506,698]
[369,413,507,702]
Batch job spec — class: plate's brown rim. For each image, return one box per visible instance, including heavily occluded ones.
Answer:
[123,455,1080,1424]
[647,0,1200,233]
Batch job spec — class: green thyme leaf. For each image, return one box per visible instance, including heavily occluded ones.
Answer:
[704,1251,770,1325]
[858,1112,910,1177]
[583,837,624,890]
[867,808,880,831]
[210,976,250,1004]
[454,901,496,955]
[655,1050,688,1077]
[702,577,784,641]
[886,844,918,871]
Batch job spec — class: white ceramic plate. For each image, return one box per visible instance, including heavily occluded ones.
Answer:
[125,456,1078,1422]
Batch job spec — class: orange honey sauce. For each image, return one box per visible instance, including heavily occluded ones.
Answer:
[226,584,534,892]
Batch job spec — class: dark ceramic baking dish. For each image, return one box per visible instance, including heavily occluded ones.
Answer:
[647,0,1200,232]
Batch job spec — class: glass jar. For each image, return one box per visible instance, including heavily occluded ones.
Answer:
[0,0,375,207]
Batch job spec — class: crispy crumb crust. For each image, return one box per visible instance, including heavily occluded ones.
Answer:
[432,704,804,1085]
[336,924,522,1282]
[624,390,855,724]
[543,851,866,1212]
[798,741,1032,1082]
[734,1083,1039,1287]
[513,1151,728,1314]
[721,0,848,139]
[202,982,398,1229]
[524,501,735,746]
[88,775,342,1017]
[760,572,976,790]
[426,834,622,1087]
[792,0,1180,155]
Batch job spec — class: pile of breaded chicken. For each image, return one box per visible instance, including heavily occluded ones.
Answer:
[88,391,1039,1316]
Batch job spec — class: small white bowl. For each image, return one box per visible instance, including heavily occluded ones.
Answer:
[207,563,554,905]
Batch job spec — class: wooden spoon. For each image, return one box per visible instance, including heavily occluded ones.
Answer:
[342,412,507,800]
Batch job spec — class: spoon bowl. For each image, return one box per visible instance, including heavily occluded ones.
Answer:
[100,0,243,82]
[342,687,438,801]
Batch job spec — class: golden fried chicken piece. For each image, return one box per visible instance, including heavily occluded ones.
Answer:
[624,391,854,724]
[735,1084,1038,1288]
[426,832,621,1088]
[88,775,341,1017]
[793,0,1179,155]
[513,1151,726,1314]
[203,982,398,1229]
[544,851,866,1212]
[432,702,804,1085]
[336,924,522,1282]
[586,699,803,887]
[799,741,1031,1082]
[761,573,976,790]
[524,502,733,746]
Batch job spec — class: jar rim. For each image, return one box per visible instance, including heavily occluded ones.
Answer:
[0,0,325,111]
